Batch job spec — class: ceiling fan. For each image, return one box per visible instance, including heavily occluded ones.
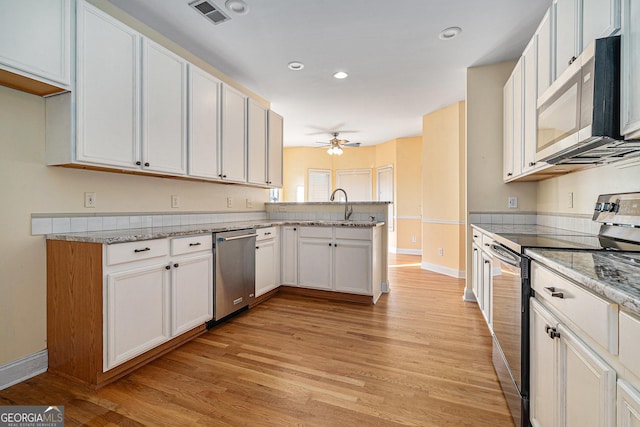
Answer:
[316,132,361,155]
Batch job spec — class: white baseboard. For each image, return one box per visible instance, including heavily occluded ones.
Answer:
[421,261,465,279]
[0,350,48,391]
[394,248,422,255]
[462,288,476,302]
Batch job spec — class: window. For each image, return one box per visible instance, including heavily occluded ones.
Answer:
[308,169,331,202]
[336,169,372,201]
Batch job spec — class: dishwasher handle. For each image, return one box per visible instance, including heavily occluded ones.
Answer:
[489,243,521,267]
[217,233,258,242]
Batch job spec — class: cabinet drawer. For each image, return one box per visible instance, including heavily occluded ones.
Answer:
[256,226,277,241]
[171,234,212,256]
[472,228,483,246]
[298,226,332,238]
[106,239,169,266]
[481,233,493,250]
[619,310,640,378]
[531,262,618,353]
[335,227,371,240]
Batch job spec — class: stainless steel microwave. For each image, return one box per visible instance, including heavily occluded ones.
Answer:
[536,36,640,164]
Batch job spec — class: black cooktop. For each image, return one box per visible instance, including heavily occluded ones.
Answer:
[495,232,640,253]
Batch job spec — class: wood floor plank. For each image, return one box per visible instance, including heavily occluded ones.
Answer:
[0,254,514,426]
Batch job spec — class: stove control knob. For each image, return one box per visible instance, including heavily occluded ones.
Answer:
[603,202,611,211]
[594,202,603,211]
[607,202,617,212]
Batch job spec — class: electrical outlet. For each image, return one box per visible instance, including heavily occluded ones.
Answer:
[227,197,232,208]
[84,192,96,208]
[246,198,252,208]
[437,247,444,256]
[411,236,417,243]
[567,191,574,208]
[171,195,180,208]
[508,196,518,209]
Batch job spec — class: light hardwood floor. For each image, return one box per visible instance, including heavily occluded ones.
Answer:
[0,254,514,426]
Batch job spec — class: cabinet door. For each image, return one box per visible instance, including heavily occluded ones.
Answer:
[472,244,480,302]
[298,237,332,290]
[555,0,578,79]
[523,37,544,174]
[559,323,616,427]
[281,227,298,285]
[256,238,279,297]
[141,39,187,175]
[106,263,170,370]
[511,59,523,178]
[171,253,213,336]
[621,0,640,138]
[334,239,371,295]
[76,2,140,169]
[247,98,267,185]
[188,65,221,179]
[530,298,560,427]
[537,10,553,97]
[220,84,247,182]
[0,0,71,89]
[503,74,514,181]
[617,380,640,427]
[481,251,492,326]
[582,0,620,51]
[267,110,284,188]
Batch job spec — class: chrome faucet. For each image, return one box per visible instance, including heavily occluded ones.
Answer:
[330,188,353,221]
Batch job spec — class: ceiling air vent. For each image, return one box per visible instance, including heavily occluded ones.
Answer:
[189,0,230,25]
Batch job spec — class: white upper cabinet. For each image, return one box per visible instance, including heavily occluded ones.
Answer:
[141,39,187,175]
[247,98,268,185]
[503,59,523,181]
[554,0,579,79]
[553,0,620,81]
[188,65,221,179]
[523,36,547,174]
[268,110,284,188]
[0,0,71,94]
[537,10,553,98]
[621,0,640,139]
[75,0,140,169]
[221,84,247,182]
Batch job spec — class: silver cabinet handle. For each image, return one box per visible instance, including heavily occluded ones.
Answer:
[217,233,258,242]
[544,287,564,298]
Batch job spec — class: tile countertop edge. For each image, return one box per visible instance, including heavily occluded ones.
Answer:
[525,249,640,316]
[45,220,386,244]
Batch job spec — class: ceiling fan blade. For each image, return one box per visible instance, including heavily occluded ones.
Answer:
[343,142,361,147]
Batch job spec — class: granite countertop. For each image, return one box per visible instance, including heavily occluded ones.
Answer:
[471,223,590,236]
[266,201,392,206]
[46,219,385,244]
[526,249,640,315]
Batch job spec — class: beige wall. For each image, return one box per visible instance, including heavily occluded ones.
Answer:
[0,86,268,367]
[395,137,422,252]
[537,163,640,214]
[466,61,537,214]
[422,102,466,275]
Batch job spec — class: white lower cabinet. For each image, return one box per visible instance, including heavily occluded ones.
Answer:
[297,226,381,300]
[618,380,640,427]
[105,235,213,371]
[171,253,213,335]
[255,227,280,297]
[530,298,616,427]
[106,263,171,370]
[281,226,298,285]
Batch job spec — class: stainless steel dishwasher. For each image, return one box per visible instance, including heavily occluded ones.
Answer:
[207,229,257,327]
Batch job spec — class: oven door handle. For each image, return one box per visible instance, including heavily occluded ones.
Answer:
[217,233,258,242]
[489,243,521,267]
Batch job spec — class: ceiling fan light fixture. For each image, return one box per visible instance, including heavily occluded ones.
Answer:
[327,146,343,155]
[225,0,249,15]
[288,61,304,71]
[333,71,349,79]
[438,26,462,40]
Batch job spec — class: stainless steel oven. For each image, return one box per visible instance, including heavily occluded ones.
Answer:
[487,242,528,427]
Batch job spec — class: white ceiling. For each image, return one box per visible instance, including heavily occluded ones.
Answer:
[108,0,552,147]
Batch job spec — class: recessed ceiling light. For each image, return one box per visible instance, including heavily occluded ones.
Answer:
[333,71,349,79]
[225,0,249,15]
[438,26,462,40]
[288,61,304,71]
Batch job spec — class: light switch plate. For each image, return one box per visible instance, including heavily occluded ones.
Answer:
[84,192,96,208]
[508,196,518,209]
[171,195,180,208]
